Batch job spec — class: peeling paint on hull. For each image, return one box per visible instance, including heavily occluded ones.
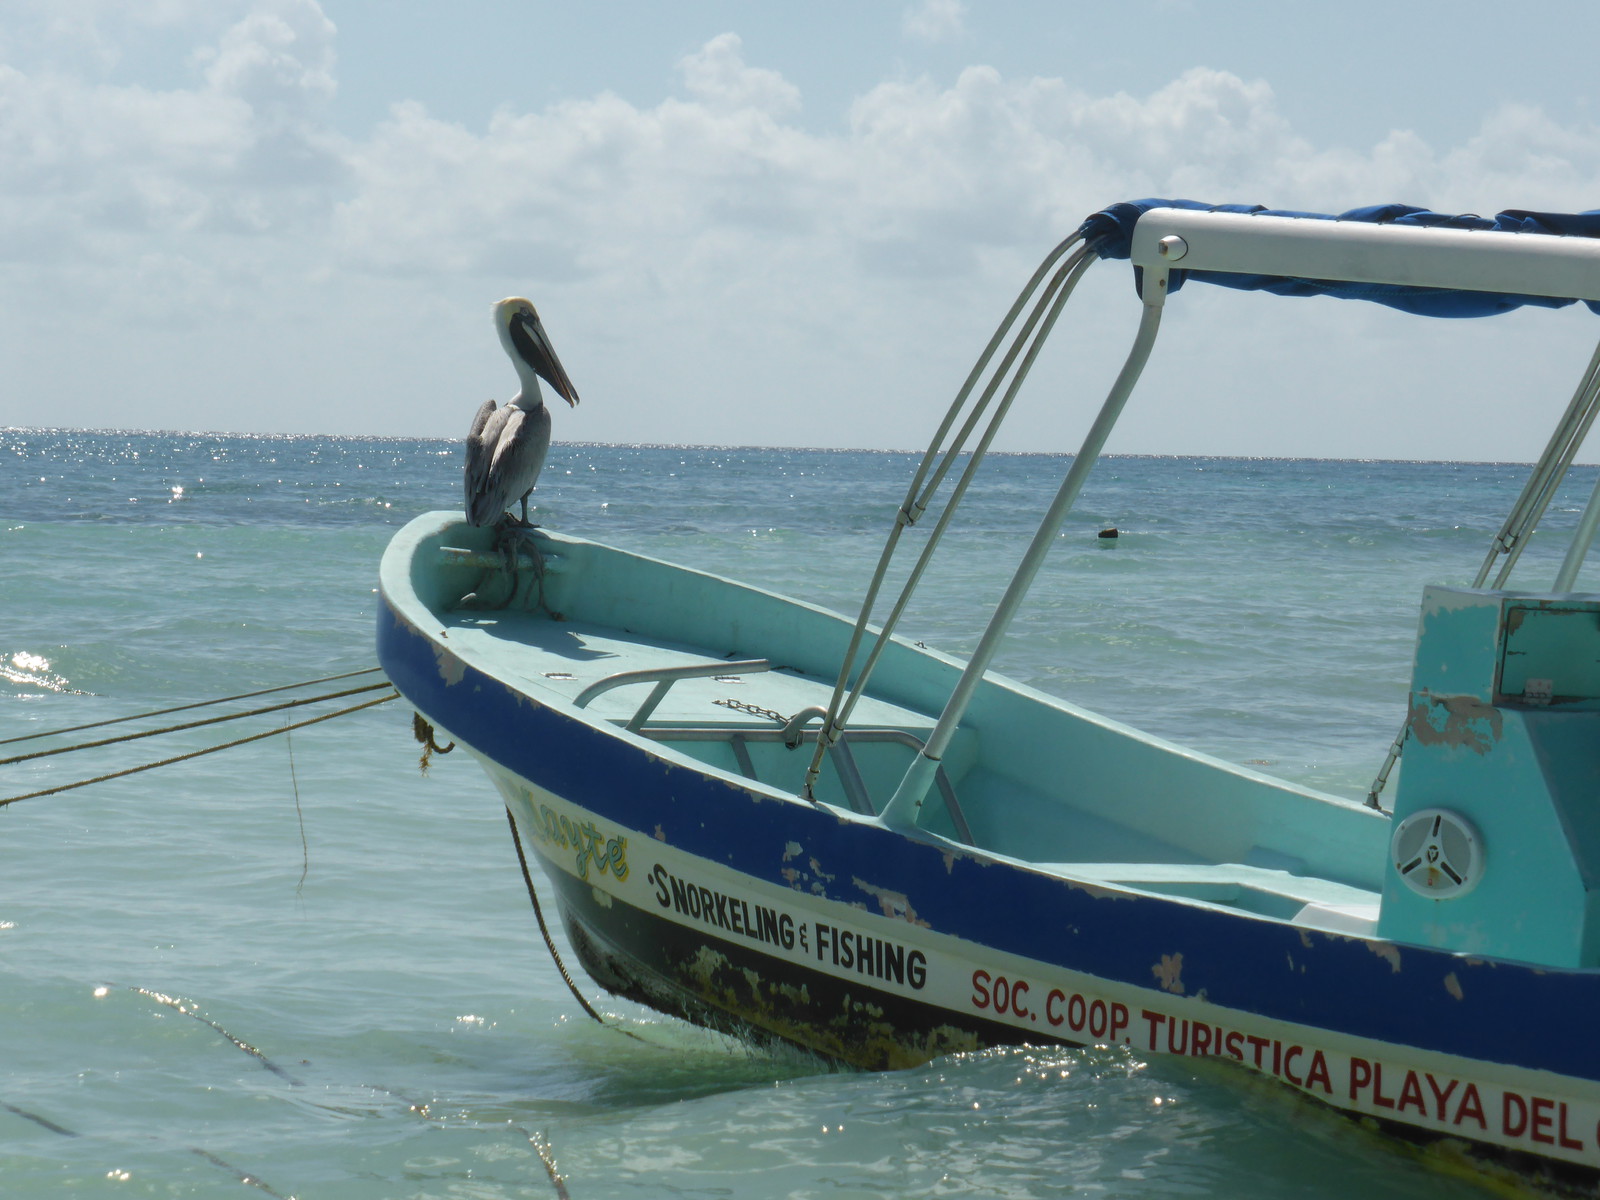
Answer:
[1408,693,1505,753]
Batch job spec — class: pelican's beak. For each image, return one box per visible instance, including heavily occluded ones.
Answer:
[514,310,580,407]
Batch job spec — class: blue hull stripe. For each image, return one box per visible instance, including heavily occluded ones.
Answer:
[381,600,1600,1082]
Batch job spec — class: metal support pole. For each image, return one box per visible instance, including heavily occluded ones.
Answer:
[1368,331,1600,810]
[1554,466,1600,592]
[804,249,1101,799]
[879,288,1168,829]
[801,238,1092,801]
[1476,335,1600,588]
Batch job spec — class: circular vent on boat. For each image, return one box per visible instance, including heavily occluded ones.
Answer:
[1391,808,1482,900]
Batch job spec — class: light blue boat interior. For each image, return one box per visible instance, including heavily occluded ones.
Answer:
[388,514,1390,933]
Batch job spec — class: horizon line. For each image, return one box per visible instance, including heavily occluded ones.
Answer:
[0,425,1580,469]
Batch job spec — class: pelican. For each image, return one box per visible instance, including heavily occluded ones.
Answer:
[465,298,580,528]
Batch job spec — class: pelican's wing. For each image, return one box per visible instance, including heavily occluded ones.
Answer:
[464,399,500,526]
[470,406,527,526]
[481,404,553,520]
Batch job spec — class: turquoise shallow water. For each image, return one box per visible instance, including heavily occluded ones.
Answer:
[4,429,1595,1198]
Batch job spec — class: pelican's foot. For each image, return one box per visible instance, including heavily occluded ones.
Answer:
[489,525,557,615]
[492,526,546,577]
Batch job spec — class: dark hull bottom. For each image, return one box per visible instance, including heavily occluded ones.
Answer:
[544,867,1600,1195]
[546,866,1037,1071]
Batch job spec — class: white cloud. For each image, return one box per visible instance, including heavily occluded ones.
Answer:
[902,0,966,43]
[678,32,801,117]
[194,0,335,113]
[3,0,258,74]
[0,0,339,262]
[6,2,1600,457]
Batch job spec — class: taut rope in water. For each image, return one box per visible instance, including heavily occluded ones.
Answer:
[0,682,394,767]
[0,691,397,809]
[0,667,385,748]
[125,985,304,1085]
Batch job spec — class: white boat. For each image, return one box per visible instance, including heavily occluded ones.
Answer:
[380,200,1600,1187]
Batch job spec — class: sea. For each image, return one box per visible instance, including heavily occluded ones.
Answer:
[3,428,1593,1199]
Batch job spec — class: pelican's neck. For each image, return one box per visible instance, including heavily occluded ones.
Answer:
[508,372,545,412]
[500,329,546,411]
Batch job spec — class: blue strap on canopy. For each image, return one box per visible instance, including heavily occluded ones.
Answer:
[1078,199,1600,317]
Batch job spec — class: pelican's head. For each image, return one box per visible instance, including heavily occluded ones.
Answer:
[494,297,580,408]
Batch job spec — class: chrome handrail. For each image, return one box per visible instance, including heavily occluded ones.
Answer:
[573,659,770,732]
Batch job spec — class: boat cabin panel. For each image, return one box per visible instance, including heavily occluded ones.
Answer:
[1498,600,1600,706]
[1383,586,1600,967]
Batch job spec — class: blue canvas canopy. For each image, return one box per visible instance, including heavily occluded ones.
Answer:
[1079,199,1600,318]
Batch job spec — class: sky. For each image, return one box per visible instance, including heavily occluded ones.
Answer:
[6,0,1600,459]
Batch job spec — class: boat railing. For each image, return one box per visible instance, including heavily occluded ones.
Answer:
[574,659,771,733]
[779,706,828,748]
[640,723,972,843]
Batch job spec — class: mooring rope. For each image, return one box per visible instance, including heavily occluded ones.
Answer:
[186,1148,294,1199]
[126,986,304,1085]
[0,682,394,767]
[0,692,397,808]
[504,807,612,1027]
[0,1099,77,1137]
[1,1092,293,1199]
[2,681,603,1198]
[285,724,310,893]
[0,666,385,748]
[503,808,657,1051]
[10,987,303,1198]
[517,1126,573,1200]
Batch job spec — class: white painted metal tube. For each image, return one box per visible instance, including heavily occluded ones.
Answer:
[1130,208,1600,301]
[1369,337,1600,805]
[801,239,1094,800]
[1492,366,1600,589]
[1473,336,1600,588]
[1555,469,1600,592]
[572,658,770,721]
[808,247,1101,796]
[880,297,1167,829]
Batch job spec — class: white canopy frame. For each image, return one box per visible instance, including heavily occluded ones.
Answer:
[806,207,1600,826]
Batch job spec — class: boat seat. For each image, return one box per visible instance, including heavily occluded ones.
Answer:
[1036,861,1377,914]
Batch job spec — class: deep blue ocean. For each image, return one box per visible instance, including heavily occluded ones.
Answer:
[4,428,1591,1198]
